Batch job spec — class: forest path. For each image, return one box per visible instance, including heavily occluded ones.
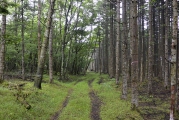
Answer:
[50,78,84,120]
[88,78,102,120]
[50,76,102,120]
[50,89,73,120]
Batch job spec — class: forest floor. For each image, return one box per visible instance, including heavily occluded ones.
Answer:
[0,72,171,120]
[138,77,170,120]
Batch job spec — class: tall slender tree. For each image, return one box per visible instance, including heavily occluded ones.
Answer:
[0,15,6,83]
[160,0,165,81]
[170,0,178,119]
[14,0,18,36]
[130,0,138,110]
[121,0,128,99]
[109,0,115,78]
[37,0,42,60]
[34,0,56,89]
[148,0,153,94]
[104,0,109,74]
[49,27,53,83]
[164,0,169,88]
[21,0,25,80]
[115,0,120,84]
[141,0,146,82]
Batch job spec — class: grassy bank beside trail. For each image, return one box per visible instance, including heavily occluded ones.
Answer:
[91,73,143,120]
[0,72,143,120]
[0,79,71,120]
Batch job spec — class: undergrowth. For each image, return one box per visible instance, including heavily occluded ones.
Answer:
[0,72,147,120]
[92,74,143,120]
[0,78,70,120]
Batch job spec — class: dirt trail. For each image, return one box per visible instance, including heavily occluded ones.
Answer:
[89,91,102,120]
[50,89,73,120]
[88,79,102,120]
[97,77,104,85]
[88,79,94,87]
[74,79,83,85]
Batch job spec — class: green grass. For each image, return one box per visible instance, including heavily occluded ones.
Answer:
[0,79,71,120]
[0,72,144,120]
[92,74,143,120]
[59,80,91,120]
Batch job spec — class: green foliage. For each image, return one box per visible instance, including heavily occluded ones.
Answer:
[73,29,88,36]
[0,7,9,14]
[150,0,157,5]
[5,34,21,45]
[0,0,16,14]
[4,0,101,76]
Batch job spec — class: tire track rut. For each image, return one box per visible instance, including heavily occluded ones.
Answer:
[88,79,102,120]
[50,78,85,120]
[50,89,73,120]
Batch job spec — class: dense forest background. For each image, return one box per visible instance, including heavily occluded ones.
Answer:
[0,0,179,119]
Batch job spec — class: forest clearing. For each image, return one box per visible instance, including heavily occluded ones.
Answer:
[0,0,179,120]
[0,72,170,120]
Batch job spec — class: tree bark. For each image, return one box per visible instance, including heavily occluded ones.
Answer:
[0,15,6,83]
[38,0,42,60]
[138,0,142,83]
[160,0,165,81]
[164,0,169,88]
[130,0,138,110]
[34,0,56,89]
[115,0,120,84]
[104,2,109,74]
[148,0,153,94]
[121,0,128,99]
[49,27,53,83]
[109,1,115,78]
[170,0,178,119]
[21,0,25,80]
[141,0,146,82]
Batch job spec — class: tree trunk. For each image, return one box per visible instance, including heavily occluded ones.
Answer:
[34,0,56,89]
[115,0,120,84]
[148,0,153,94]
[49,27,53,83]
[38,0,42,60]
[121,0,128,99]
[164,0,169,88]
[21,0,25,80]
[14,0,18,36]
[98,26,102,74]
[153,3,158,77]
[0,15,6,83]
[141,0,146,82]
[104,3,109,74]
[60,41,65,79]
[160,0,165,81]
[29,1,36,75]
[130,0,138,110]
[170,0,178,119]
[138,0,142,83]
[109,1,115,78]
